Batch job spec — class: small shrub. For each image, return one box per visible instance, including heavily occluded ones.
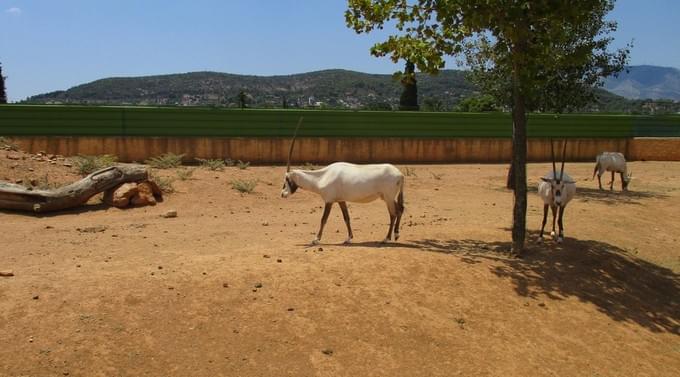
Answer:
[225,158,236,167]
[402,166,417,177]
[72,155,118,175]
[145,153,184,169]
[236,160,250,170]
[230,179,257,193]
[0,136,19,151]
[176,168,194,181]
[196,158,225,171]
[150,175,175,193]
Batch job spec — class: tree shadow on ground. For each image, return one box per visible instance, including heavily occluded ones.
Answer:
[522,184,668,206]
[411,233,680,334]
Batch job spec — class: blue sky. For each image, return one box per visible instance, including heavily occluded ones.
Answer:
[1,0,679,102]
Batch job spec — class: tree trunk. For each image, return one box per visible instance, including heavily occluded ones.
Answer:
[511,80,528,255]
[0,164,148,213]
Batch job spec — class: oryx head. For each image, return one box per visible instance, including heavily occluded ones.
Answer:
[541,139,575,206]
[622,171,633,191]
[281,117,304,198]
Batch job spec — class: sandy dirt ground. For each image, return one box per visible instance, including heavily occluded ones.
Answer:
[1,148,679,377]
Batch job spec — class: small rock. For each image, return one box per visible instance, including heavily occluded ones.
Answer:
[263,254,271,258]
[6,153,21,160]
[262,221,269,226]
[63,162,73,167]
[131,181,162,206]
[254,283,263,288]
[161,210,177,218]
[287,308,295,312]
[276,259,282,263]
[28,167,34,172]
[321,349,334,356]
[222,283,229,288]
[317,247,323,252]
[0,270,14,277]
[76,225,107,233]
[33,295,39,300]
[15,178,23,184]
[29,178,39,186]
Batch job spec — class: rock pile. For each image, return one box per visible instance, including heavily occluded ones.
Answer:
[104,181,163,208]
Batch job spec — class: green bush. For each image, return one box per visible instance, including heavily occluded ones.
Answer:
[72,155,118,175]
[145,153,184,169]
[230,179,257,193]
[196,158,225,171]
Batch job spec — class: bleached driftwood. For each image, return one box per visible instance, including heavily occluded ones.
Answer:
[0,164,148,213]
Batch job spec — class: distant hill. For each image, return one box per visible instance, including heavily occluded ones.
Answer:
[25,69,476,110]
[604,65,680,100]
[24,66,679,113]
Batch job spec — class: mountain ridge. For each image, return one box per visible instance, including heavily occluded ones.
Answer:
[24,66,680,112]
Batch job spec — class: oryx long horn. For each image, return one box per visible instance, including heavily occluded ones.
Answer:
[550,138,557,179]
[286,116,304,172]
[560,139,568,180]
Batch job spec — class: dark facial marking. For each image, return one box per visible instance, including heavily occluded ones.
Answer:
[286,177,298,194]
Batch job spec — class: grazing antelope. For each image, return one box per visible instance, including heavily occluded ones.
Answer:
[280,118,405,245]
[538,140,576,244]
[593,152,632,191]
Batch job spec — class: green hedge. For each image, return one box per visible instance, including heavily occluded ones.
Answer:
[1,105,678,138]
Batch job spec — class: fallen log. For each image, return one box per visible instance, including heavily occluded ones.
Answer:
[0,164,148,213]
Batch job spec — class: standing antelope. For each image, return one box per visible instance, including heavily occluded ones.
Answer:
[538,140,576,243]
[593,152,632,191]
[280,118,405,245]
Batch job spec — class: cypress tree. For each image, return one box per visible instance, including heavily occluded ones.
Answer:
[398,61,418,111]
[0,63,7,104]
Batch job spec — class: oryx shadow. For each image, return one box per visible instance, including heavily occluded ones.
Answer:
[410,233,680,334]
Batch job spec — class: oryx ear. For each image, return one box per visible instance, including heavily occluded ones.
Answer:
[540,177,552,182]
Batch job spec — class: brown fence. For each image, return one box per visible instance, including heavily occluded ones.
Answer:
[8,136,680,163]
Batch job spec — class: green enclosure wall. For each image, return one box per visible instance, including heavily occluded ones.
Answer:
[2,105,679,138]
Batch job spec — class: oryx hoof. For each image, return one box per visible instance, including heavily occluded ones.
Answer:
[381,237,390,244]
[394,233,400,241]
[311,238,320,245]
[550,231,556,239]
[557,237,564,244]
[343,238,353,245]
[536,236,544,244]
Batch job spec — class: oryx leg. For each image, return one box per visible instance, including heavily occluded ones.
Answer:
[550,205,558,239]
[557,205,566,243]
[610,171,615,191]
[314,202,333,245]
[538,204,549,242]
[619,172,626,191]
[382,200,397,243]
[597,174,603,190]
[338,201,353,244]
[393,201,403,241]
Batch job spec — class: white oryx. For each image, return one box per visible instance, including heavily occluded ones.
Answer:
[538,140,576,244]
[593,152,632,191]
[280,118,405,245]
